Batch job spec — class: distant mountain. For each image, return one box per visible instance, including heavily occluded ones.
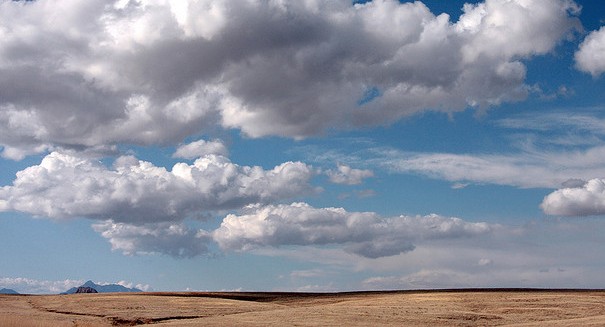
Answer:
[0,288,19,294]
[62,280,142,294]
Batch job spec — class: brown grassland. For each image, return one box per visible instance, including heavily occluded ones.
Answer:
[2,290,605,326]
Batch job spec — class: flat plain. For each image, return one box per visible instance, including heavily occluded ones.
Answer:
[2,290,605,326]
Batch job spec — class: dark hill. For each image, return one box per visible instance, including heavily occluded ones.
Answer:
[75,286,98,293]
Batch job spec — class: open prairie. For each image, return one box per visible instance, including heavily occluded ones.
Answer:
[2,290,605,326]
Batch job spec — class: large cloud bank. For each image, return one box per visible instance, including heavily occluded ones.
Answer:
[0,0,581,158]
[0,152,315,222]
[70,201,496,258]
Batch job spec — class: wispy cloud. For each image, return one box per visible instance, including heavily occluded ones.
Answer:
[289,269,328,279]
[292,109,605,190]
[373,109,605,189]
[495,109,605,142]
[377,146,605,189]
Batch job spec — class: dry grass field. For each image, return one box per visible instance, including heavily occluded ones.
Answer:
[2,290,605,326]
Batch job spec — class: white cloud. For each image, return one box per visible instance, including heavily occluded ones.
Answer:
[1,143,50,161]
[379,146,605,189]
[541,178,605,216]
[292,283,338,292]
[0,151,316,223]
[289,269,327,279]
[173,139,227,159]
[0,277,83,294]
[456,0,580,62]
[376,110,605,190]
[495,110,605,140]
[575,26,605,76]
[212,202,494,258]
[0,0,581,157]
[92,220,211,258]
[326,164,374,185]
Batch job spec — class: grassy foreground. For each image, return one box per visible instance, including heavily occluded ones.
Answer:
[2,289,605,326]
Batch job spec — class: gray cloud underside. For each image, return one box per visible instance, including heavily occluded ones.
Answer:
[0,152,315,222]
[0,0,582,158]
[92,220,211,258]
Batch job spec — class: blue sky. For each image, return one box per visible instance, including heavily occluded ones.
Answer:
[1,0,605,293]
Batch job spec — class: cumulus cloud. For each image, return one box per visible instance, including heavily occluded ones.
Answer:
[92,220,211,257]
[541,178,605,216]
[173,139,227,159]
[575,26,605,76]
[213,202,494,258]
[0,0,581,157]
[326,164,374,185]
[0,151,315,223]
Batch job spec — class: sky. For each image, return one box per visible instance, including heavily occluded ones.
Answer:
[1,0,605,294]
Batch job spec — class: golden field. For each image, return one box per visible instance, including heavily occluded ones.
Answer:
[2,290,605,326]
